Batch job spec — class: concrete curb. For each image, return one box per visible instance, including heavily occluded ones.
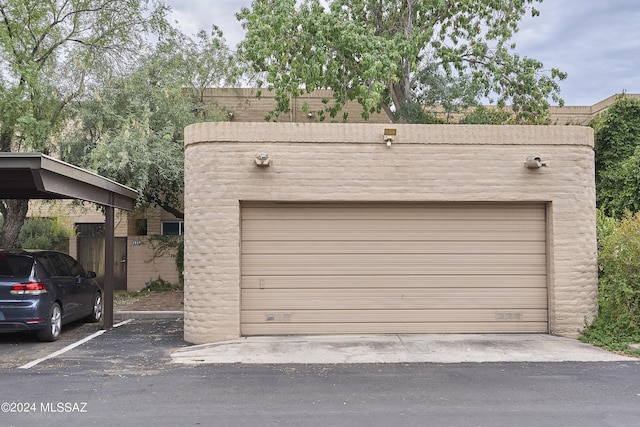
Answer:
[115,311,184,320]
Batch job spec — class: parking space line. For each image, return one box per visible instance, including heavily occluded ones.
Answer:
[18,319,135,370]
[113,319,134,328]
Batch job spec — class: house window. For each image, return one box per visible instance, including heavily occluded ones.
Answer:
[135,219,148,236]
[161,221,184,236]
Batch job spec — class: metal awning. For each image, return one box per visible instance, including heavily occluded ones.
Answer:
[0,152,139,330]
[0,152,137,209]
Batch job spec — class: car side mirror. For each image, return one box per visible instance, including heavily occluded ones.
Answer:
[87,271,97,279]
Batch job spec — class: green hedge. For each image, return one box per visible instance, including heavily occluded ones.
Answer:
[581,210,640,352]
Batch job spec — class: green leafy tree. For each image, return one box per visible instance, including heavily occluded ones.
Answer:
[592,95,640,217]
[410,61,481,123]
[0,0,166,249]
[60,26,242,219]
[237,0,565,123]
[153,25,248,105]
[60,75,193,219]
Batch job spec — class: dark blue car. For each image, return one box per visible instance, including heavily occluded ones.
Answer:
[0,250,102,341]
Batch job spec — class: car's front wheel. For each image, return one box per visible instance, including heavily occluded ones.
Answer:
[37,302,62,342]
[86,292,102,323]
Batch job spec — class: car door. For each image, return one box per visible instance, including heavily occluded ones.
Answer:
[40,252,78,322]
[60,253,95,317]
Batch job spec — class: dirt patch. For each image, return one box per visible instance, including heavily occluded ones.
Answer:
[114,290,183,312]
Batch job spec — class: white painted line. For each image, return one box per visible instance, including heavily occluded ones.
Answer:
[18,330,105,369]
[113,319,134,328]
[18,319,135,370]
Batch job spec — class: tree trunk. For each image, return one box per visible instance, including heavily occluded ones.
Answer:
[0,199,29,250]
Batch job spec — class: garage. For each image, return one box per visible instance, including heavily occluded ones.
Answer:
[241,202,548,335]
[184,122,596,344]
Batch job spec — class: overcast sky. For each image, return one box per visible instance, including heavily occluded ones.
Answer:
[164,0,640,106]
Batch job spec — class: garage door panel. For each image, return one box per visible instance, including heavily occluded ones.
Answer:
[241,202,548,335]
[243,229,544,242]
[243,240,547,255]
[242,275,547,289]
[243,220,544,242]
[242,203,546,221]
[243,218,544,232]
[241,288,548,310]
[242,309,548,324]
[242,253,546,276]
[242,322,549,335]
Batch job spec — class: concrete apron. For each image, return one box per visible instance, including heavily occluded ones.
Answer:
[170,334,637,365]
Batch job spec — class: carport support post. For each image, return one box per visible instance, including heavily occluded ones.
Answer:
[103,205,115,330]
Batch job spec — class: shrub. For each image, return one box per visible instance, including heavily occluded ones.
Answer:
[148,277,182,291]
[459,106,512,125]
[582,210,640,351]
[18,217,74,252]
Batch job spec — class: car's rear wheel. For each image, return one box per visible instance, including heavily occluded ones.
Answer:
[37,302,62,342]
[86,292,102,323]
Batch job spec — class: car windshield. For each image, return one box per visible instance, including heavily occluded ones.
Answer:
[0,254,34,279]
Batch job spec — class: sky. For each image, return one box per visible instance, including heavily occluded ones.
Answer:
[164,0,640,107]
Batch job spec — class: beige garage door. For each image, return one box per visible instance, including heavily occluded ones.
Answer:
[241,203,548,335]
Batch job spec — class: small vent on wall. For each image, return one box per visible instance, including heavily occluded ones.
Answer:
[495,311,522,321]
[266,312,292,322]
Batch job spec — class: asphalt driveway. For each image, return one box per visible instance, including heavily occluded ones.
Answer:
[2,318,636,370]
[1,319,640,427]
[2,319,640,427]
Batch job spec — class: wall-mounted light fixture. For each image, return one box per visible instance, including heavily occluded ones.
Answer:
[524,156,548,169]
[227,111,235,120]
[255,153,270,167]
[307,111,315,119]
[384,128,396,148]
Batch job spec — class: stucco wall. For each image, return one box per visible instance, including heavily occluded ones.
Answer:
[202,88,393,124]
[184,122,596,344]
[202,88,640,125]
[126,236,181,291]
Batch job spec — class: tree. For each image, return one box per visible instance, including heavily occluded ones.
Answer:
[237,0,566,123]
[60,68,195,220]
[582,96,640,352]
[0,0,166,249]
[153,25,248,105]
[411,61,481,124]
[59,26,244,219]
[592,95,640,217]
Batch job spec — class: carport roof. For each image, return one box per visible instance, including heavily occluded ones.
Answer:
[0,152,137,210]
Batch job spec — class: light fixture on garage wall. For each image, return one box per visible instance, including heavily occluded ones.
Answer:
[255,153,270,167]
[384,128,396,148]
[524,156,548,169]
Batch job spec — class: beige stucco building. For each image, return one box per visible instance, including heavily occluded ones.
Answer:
[27,92,629,296]
[183,122,596,344]
[204,88,640,125]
